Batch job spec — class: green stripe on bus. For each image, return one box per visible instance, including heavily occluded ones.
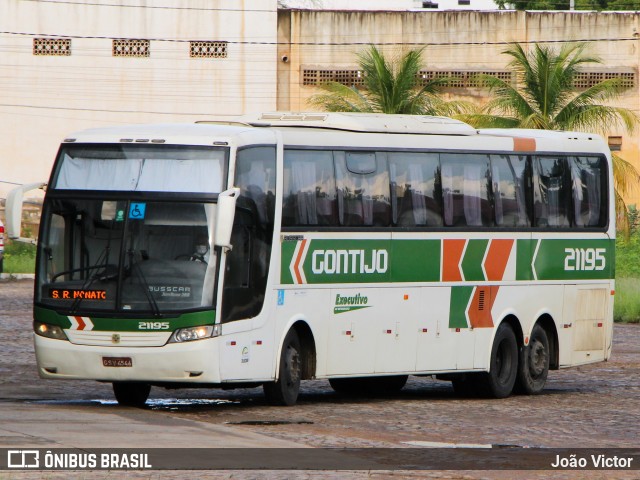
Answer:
[516,239,535,281]
[449,286,473,329]
[33,306,216,331]
[390,240,440,282]
[461,239,489,281]
[280,237,614,285]
[532,239,614,281]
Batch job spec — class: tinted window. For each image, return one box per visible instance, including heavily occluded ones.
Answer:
[570,156,606,228]
[283,150,337,226]
[441,154,493,227]
[336,151,391,226]
[236,147,276,227]
[490,155,530,227]
[533,156,571,227]
[388,152,442,226]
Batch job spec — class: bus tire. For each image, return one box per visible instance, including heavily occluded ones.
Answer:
[370,375,408,393]
[477,322,518,399]
[515,324,550,395]
[451,373,480,397]
[112,382,151,407]
[329,377,362,395]
[263,329,301,406]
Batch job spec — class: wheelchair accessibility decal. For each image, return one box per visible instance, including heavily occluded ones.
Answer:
[129,203,146,220]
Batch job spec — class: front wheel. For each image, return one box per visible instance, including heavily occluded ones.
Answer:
[515,324,550,395]
[263,329,301,406]
[476,323,518,398]
[112,382,150,407]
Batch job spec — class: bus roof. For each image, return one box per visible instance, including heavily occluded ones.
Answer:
[62,122,276,147]
[232,112,478,136]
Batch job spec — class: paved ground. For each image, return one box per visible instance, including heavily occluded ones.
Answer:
[1,279,639,479]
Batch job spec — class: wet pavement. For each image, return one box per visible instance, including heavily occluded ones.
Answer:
[1,279,639,479]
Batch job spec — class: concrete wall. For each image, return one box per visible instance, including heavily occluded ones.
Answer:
[279,10,640,204]
[3,5,640,206]
[0,0,278,197]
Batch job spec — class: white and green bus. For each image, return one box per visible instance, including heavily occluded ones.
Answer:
[7,113,615,406]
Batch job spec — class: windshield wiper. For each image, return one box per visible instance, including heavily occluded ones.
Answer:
[68,246,115,314]
[127,249,161,318]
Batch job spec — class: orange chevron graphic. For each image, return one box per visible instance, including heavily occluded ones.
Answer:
[483,239,514,281]
[468,286,499,328]
[442,239,466,281]
[293,239,307,284]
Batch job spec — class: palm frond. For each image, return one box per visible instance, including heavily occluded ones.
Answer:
[555,78,638,133]
[307,82,373,112]
[455,113,520,129]
[612,153,640,239]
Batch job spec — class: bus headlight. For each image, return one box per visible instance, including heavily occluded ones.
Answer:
[169,324,220,343]
[34,321,68,340]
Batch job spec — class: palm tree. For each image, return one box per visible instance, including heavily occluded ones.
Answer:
[308,45,470,116]
[459,42,639,234]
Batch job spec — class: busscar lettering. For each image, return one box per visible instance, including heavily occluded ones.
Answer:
[312,249,388,275]
[148,285,191,298]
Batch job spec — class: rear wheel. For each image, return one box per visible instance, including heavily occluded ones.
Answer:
[515,324,550,395]
[112,382,150,407]
[476,323,518,398]
[263,329,301,406]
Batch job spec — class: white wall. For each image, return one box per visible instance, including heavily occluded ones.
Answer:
[280,0,500,10]
[0,0,278,197]
[280,0,418,9]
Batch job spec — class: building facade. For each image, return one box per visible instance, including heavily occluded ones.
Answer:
[278,9,640,204]
[0,0,278,197]
[1,3,640,205]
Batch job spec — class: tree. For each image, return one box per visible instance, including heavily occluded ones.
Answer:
[459,42,639,234]
[308,45,470,116]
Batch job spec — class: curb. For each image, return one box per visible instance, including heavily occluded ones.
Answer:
[0,273,35,280]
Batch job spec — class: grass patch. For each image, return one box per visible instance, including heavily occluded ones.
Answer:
[614,277,640,323]
[2,239,37,274]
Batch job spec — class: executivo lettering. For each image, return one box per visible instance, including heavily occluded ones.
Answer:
[312,249,388,275]
[334,293,371,314]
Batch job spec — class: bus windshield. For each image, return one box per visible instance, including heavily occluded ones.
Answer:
[36,198,218,314]
[53,144,226,193]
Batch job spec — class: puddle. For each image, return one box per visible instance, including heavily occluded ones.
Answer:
[225,420,314,426]
[402,440,536,449]
[28,398,242,410]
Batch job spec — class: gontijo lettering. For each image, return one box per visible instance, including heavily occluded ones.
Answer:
[312,249,388,275]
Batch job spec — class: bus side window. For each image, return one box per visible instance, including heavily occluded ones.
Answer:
[282,149,337,226]
[490,155,530,227]
[533,156,571,228]
[221,208,258,323]
[441,154,493,227]
[570,156,606,228]
[335,151,391,227]
[388,152,442,227]
[235,147,276,228]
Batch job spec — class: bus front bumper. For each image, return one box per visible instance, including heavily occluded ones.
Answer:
[34,334,222,383]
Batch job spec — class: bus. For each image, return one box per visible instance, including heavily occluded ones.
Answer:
[7,113,615,406]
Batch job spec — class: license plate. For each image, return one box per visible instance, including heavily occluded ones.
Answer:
[102,357,133,367]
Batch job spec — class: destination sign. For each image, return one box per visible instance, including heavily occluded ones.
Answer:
[49,289,107,300]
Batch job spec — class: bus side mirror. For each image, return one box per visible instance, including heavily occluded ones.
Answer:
[214,187,240,249]
[6,182,46,243]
